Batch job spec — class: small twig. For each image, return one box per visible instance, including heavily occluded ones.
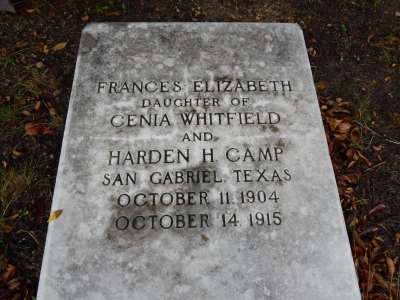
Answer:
[385,136,400,145]
[364,161,386,173]
[367,134,374,149]
[16,230,40,245]
[355,121,400,145]
[5,47,33,58]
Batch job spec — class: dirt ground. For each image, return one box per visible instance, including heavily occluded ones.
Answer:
[0,1,399,299]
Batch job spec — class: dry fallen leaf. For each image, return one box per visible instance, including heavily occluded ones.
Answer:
[36,61,44,69]
[81,15,89,21]
[0,48,6,57]
[386,257,396,277]
[52,42,67,51]
[326,117,340,131]
[357,151,372,167]
[25,122,53,136]
[3,224,12,234]
[48,209,63,222]
[307,47,317,57]
[15,41,27,48]
[42,127,54,135]
[36,42,44,51]
[315,81,328,92]
[352,229,366,249]
[25,122,42,136]
[385,35,400,46]
[346,148,357,160]
[394,233,400,245]
[21,110,32,117]
[6,278,20,290]
[368,203,386,215]
[350,127,361,143]
[335,121,352,140]
[339,172,362,185]
[105,11,121,17]
[2,264,16,282]
[11,149,23,157]
[46,101,57,116]
[34,100,41,111]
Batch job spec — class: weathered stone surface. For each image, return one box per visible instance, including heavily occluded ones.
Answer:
[37,23,361,300]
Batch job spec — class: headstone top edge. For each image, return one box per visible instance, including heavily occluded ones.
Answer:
[81,21,303,34]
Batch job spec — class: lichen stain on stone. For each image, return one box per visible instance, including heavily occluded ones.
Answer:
[105,162,217,249]
[277,139,286,148]
[80,32,98,56]
[105,190,165,248]
[214,75,234,82]
[268,125,280,133]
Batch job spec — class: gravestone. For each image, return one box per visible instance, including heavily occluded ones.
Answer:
[37,23,361,300]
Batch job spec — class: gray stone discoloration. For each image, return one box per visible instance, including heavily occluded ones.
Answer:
[37,23,361,300]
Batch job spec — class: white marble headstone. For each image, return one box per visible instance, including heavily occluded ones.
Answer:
[37,23,361,300]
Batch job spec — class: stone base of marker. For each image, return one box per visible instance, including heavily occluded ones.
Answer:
[37,23,361,300]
